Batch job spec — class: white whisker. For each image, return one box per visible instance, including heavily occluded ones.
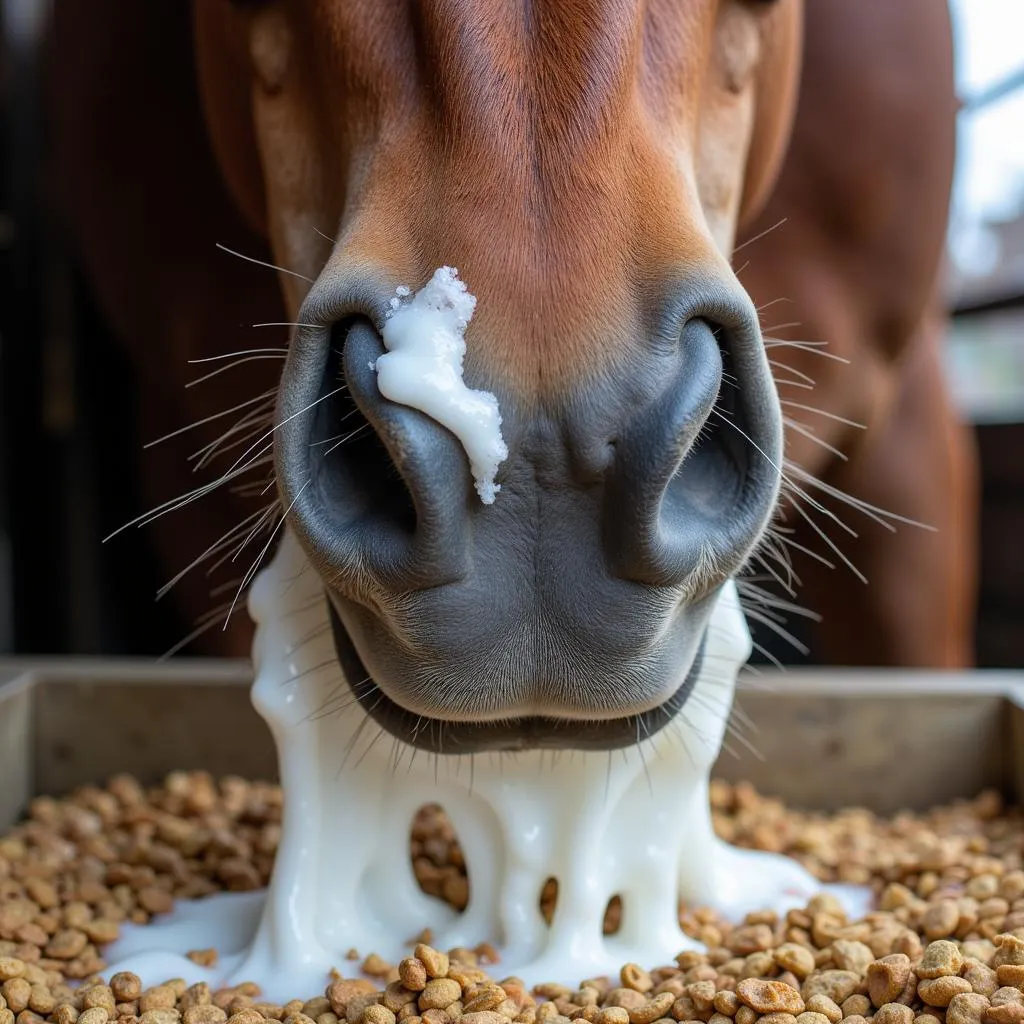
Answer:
[252,322,320,329]
[785,461,933,532]
[221,387,346,481]
[191,408,276,469]
[764,338,849,364]
[783,417,848,461]
[189,348,288,363]
[764,527,836,570]
[756,296,792,315]
[160,601,237,660]
[781,400,865,430]
[105,448,274,541]
[186,354,288,388]
[143,389,278,449]
[225,479,310,627]
[324,422,373,455]
[732,217,788,255]
[156,505,275,599]
[782,493,867,584]
[216,242,315,283]
[768,359,817,387]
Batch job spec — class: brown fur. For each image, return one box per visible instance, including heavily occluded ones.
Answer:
[736,0,976,665]
[191,1,801,386]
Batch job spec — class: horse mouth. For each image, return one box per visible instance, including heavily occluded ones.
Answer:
[326,600,707,754]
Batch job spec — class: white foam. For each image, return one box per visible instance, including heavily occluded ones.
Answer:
[375,267,508,504]
[103,529,870,1000]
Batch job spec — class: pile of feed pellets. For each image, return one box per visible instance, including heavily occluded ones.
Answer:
[2,773,1024,1024]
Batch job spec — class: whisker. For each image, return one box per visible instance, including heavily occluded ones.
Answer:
[143,388,278,449]
[309,407,363,446]
[764,338,849,364]
[762,321,803,334]
[763,527,836,570]
[338,712,377,775]
[209,575,246,599]
[159,601,235,660]
[753,531,801,591]
[221,387,346,481]
[186,354,288,388]
[737,580,821,622]
[156,505,275,599]
[746,548,797,598]
[728,700,760,735]
[225,479,311,626]
[713,411,848,538]
[779,477,858,539]
[286,621,331,656]
[104,449,274,540]
[204,507,280,578]
[324,422,373,455]
[768,359,817,387]
[782,493,867,584]
[743,607,810,656]
[189,348,288,364]
[229,505,282,567]
[190,408,277,469]
[216,242,315,284]
[756,296,792,315]
[781,400,865,430]
[786,462,933,532]
[353,726,388,772]
[748,639,787,669]
[783,417,848,461]
[252,322,320,329]
[732,217,788,255]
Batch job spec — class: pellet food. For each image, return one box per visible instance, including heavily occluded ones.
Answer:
[2,773,1023,1024]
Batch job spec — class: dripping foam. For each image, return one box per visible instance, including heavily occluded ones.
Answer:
[104,529,870,1000]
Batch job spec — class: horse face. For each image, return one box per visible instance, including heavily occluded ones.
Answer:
[194,0,802,752]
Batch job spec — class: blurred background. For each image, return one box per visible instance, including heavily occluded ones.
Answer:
[0,0,1021,665]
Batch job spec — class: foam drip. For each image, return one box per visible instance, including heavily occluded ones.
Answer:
[105,529,864,1000]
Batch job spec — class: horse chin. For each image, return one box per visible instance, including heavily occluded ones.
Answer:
[326,600,709,755]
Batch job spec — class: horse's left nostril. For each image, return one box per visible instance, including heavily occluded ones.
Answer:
[604,286,782,592]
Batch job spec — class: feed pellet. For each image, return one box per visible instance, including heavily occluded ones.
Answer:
[2,773,1023,1024]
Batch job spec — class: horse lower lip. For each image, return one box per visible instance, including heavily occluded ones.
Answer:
[326,600,707,754]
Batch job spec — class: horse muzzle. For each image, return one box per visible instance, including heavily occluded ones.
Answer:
[273,268,782,753]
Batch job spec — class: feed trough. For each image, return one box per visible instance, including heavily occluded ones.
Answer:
[2,537,1023,1010]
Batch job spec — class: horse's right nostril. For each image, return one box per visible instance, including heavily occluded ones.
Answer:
[276,316,474,589]
[604,290,782,592]
[313,320,416,535]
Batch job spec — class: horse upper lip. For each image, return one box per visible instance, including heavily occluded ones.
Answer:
[326,597,710,753]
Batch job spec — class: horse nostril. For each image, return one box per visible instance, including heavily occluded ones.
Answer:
[604,286,782,591]
[307,318,417,535]
[684,325,747,511]
[276,314,474,589]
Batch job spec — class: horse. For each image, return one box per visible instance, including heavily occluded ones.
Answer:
[46,0,976,753]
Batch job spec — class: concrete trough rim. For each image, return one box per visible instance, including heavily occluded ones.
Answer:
[2,658,1024,825]
[1,657,1023,698]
